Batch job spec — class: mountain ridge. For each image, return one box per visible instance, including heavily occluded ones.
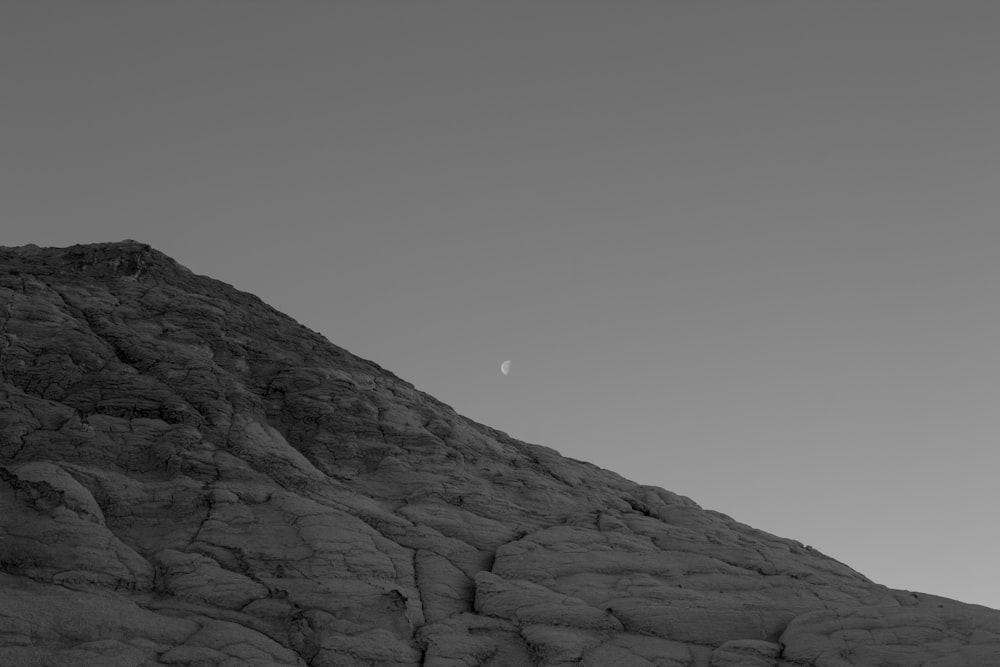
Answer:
[1,240,997,666]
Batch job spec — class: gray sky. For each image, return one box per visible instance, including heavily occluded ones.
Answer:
[3,1,1000,610]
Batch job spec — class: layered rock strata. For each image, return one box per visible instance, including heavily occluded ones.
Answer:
[1,241,998,666]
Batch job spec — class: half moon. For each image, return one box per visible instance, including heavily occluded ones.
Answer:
[500,360,511,375]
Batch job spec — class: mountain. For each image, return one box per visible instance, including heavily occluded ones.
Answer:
[1,240,997,667]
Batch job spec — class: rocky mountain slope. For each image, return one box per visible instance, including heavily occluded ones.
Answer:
[1,241,998,666]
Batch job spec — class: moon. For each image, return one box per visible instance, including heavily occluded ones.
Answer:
[500,360,511,376]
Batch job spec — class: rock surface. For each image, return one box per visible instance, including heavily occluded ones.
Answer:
[1,240,998,666]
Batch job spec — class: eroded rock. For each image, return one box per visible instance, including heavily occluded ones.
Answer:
[1,241,998,666]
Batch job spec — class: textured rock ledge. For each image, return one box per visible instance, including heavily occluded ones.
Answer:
[1,241,998,666]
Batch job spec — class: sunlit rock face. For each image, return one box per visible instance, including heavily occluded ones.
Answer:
[1,241,998,666]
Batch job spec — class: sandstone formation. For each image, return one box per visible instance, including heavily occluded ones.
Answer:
[1,240,998,666]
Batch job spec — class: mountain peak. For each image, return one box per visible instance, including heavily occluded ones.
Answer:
[2,242,998,665]
[1,239,188,282]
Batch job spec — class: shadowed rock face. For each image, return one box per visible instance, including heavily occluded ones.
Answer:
[1,241,997,667]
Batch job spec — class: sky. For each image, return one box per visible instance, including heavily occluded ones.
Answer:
[3,1,1000,610]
